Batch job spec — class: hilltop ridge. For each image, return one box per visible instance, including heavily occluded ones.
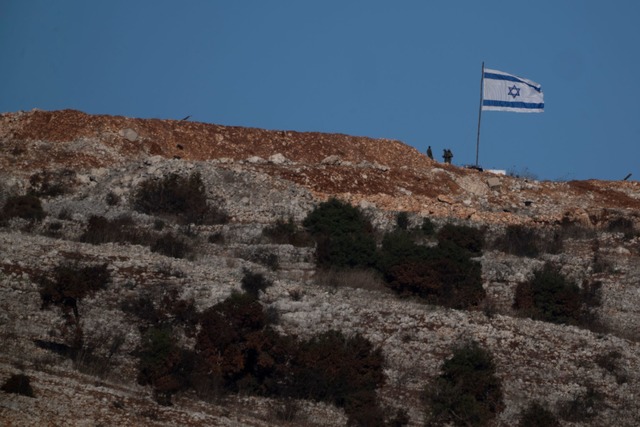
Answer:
[2,109,640,227]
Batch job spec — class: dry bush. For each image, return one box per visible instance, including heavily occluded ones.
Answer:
[314,268,386,292]
[150,233,193,259]
[28,169,76,198]
[262,218,313,246]
[80,215,153,246]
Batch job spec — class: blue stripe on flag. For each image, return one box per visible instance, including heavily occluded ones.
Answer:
[483,72,541,93]
[483,100,544,109]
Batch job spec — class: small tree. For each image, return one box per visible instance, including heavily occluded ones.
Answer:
[38,263,110,320]
[425,341,504,427]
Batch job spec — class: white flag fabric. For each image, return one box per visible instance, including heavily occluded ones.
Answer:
[482,68,544,113]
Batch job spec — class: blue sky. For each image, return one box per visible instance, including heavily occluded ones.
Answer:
[2,1,640,181]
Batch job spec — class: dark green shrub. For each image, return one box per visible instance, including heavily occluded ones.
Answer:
[2,194,46,222]
[421,217,435,236]
[517,401,560,427]
[241,269,273,298]
[514,264,600,326]
[38,263,110,320]
[396,211,409,230]
[133,172,228,225]
[1,373,35,397]
[151,233,192,259]
[425,341,503,427]
[262,218,313,246]
[138,325,193,405]
[437,224,484,256]
[303,198,377,269]
[105,191,121,206]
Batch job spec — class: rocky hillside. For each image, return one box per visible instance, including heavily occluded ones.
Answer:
[1,109,640,426]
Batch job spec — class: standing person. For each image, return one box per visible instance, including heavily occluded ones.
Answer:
[443,149,453,164]
[427,146,433,160]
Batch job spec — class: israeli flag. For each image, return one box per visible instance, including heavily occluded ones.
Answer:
[482,68,544,113]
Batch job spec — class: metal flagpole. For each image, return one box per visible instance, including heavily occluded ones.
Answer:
[475,61,484,167]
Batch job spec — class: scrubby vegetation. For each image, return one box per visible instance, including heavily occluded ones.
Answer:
[80,214,150,245]
[1,373,35,398]
[38,262,110,321]
[1,194,46,222]
[150,232,193,259]
[377,229,485,309]
[303,199,485,308]
[517,401,560,427]
[424,341,504,427]
[303,197,377,269]
[491,224,563,257]
[133,172,228,225]
[514,263,602,327]
[262,217,313,246]
[240,269,273,298]
[28,169,76,198]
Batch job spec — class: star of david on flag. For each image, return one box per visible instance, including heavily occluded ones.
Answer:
[482,68,544,113]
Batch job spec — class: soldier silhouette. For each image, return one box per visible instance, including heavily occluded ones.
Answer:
[443,149,453,164]
[426,146,433,160]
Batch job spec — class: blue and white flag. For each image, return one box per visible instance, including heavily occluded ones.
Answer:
[482,68,544,113]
